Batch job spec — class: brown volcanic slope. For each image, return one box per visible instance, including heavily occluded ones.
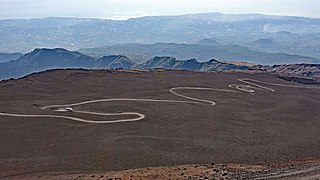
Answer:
[0,69,320,178]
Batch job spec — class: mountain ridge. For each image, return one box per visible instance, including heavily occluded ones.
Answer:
[0,48,253,79]
[0,48,319,81]
[136,56,250,72]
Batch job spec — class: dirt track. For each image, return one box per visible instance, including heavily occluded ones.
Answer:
[0,69,319,178]
[0,78,284,124]
[1,77,317,124]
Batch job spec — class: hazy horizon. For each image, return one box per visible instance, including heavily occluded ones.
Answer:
[1,12,320,21]
[1,0,320,20]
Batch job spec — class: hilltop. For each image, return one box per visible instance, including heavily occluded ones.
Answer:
[0,48,135,79]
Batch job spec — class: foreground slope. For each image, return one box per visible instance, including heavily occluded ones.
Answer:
[0,69,319,178]
[12,159,320,179]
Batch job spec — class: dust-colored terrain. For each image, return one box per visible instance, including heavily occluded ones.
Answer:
[0,69,319,179]
[9,159,320,179]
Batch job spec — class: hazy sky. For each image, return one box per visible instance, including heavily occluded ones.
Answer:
[0,0,319,19]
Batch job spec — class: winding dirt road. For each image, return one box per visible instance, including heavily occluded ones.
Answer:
[0,78,318,124]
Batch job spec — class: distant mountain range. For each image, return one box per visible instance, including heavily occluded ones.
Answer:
[0,48,318,80]
[1,13,320,60]
[80,43,320,65]
[0,48,250,79]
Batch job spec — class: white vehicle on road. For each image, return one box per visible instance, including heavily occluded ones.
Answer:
[66,107,73,112]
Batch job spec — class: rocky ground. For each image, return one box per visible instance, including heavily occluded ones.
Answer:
[0,69,319,179]
[7,159,320,179]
